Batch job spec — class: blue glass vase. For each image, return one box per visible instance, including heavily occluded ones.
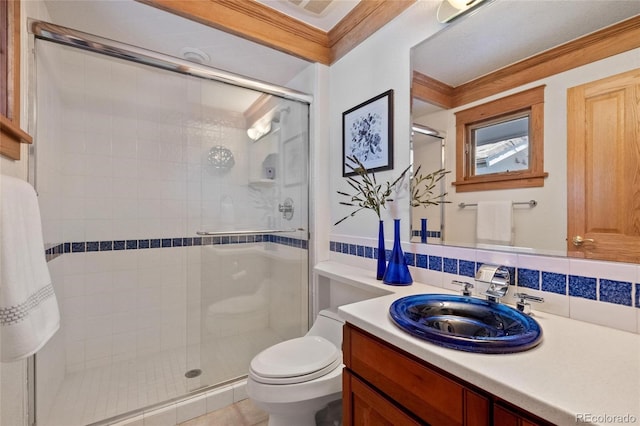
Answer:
[376,220,386,280]
[383,219,413,285]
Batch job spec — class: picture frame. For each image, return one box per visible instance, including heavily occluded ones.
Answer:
[342,89,394,177]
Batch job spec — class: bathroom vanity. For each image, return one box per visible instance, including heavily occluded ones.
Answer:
[314,261,640,426]
[343,323,551,425]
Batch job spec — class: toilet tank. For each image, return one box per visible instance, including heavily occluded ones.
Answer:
[306,309,344,348]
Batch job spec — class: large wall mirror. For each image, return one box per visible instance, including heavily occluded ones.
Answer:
[410,0,640,258]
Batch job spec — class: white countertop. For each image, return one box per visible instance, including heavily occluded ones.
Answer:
[315,261,640,425]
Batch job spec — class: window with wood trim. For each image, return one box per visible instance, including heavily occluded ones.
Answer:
[1,0,32,160]
[452,86,548,192]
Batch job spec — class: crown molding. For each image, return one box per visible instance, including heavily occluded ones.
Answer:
[135,0,415,65]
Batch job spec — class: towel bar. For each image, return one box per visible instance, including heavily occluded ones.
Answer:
[196,228,304,236]
[458,200,537,208]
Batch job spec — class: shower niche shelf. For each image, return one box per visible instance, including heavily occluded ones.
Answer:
[249,179,276,187]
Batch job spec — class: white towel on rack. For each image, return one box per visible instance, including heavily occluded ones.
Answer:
[476,201,514,246]
[1,175,60,362]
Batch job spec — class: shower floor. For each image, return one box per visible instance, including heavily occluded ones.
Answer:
[40,329,283,426]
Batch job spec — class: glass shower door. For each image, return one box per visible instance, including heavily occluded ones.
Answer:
[184,82,310,392]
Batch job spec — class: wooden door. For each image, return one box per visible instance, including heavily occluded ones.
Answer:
[567,68,640,262]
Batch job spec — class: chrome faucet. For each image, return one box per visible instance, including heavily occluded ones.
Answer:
[475,264,510,303]
[278,197,294,220]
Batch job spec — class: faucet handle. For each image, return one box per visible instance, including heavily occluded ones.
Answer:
[514,292,544,314]
[452,280,474,296]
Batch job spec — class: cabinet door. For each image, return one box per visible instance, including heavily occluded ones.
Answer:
[343,370,422,426]
[493,404,546,426]
[344,324,490,426]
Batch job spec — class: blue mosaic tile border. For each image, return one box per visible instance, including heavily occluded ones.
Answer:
[46,234,308,262]
[330,239,640,308]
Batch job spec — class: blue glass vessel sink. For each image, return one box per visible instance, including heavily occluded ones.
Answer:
[389,294,542,354]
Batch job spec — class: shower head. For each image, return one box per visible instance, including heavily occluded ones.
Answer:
[271,106,291,123]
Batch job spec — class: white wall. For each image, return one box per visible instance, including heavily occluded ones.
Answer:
[329,1,442,244]
[286,62,330,319]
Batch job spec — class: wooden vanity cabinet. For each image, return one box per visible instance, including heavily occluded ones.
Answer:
[343,323,552,426]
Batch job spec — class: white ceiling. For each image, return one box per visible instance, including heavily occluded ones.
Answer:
[413,0,640,88]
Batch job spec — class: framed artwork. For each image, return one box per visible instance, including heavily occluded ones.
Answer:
[283,133,307,186]
[342,89,394,177]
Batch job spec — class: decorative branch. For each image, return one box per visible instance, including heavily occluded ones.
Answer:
[409,165,451,208]
[335,155,411,225]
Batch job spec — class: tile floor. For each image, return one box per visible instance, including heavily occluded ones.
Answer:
[41,348,192,426]
[40,329,283,426]
[179,399,268,426]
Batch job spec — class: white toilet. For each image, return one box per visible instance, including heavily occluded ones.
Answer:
[246,309,344,426]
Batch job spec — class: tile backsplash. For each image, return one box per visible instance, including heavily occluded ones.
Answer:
[329,235,639,334]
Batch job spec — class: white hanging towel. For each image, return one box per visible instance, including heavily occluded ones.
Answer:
[476,201,514,246]
[1,175,59,362]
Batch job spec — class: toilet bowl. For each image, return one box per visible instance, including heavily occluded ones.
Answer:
[246,309,344,426]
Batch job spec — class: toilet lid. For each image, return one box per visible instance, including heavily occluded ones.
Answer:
[249,336,340,384]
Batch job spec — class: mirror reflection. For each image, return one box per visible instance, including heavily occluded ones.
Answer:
[410,124,445,244]
[410,0,640,258]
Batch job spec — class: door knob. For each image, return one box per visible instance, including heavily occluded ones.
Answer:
[572,235,595,246]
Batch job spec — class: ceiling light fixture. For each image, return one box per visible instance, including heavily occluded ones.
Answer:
[247,120,272,141]
[436,0,488,23]
[412,124,442,138]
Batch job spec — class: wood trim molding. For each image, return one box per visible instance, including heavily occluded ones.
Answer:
[328,0,415,63]
[1,0,32,161]
[415,14,640,109]
[135,0,416,66]
[412,71,455,109]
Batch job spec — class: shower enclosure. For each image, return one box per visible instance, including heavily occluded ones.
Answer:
[32,23,310,426]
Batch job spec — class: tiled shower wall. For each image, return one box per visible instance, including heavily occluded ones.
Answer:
[47,47,263,243]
